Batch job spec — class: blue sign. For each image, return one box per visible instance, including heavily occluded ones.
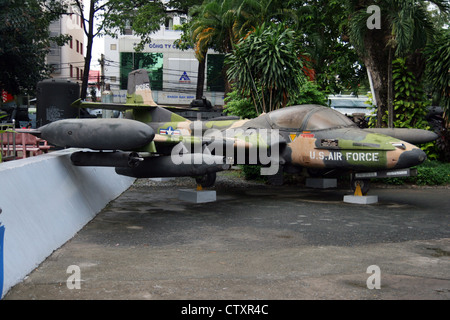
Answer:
[179,71,191,83]
[0,225,4,299]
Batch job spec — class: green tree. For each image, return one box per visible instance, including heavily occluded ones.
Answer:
[166,0,205,15]
[223,87,257,119]
[424,29,450,122]
[189,0,295,96]
[102,0,166,51]
[71,0,166,99]
[190,0,242,94]
[191,0,240,57]
[234,0,294,36]
[226,22,306,114]
[289,0,367,95]
[174,6,208,99]
[289,81,327,106]
[0,0,69,96]
[346,0,449,127]
[390,58,430,131]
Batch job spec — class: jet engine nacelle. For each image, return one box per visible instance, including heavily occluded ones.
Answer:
[115,154,230,178]
[70,151,143,168]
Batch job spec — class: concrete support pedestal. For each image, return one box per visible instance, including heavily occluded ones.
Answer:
[149,178,175,182]
[343,195,378,204]
[178,189,216,203]
[306,178,337,189]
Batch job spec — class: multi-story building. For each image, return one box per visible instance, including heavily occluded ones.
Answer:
[103,11,226,107]
[47,2,85,84]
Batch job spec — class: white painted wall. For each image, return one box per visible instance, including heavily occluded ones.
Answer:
[0,149,135,298]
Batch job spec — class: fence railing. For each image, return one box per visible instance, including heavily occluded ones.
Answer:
[0,122,16,162]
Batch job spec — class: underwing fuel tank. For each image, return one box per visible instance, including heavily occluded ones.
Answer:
[363,128,438,145]
[115,154,230,178]
[71,151,143,168]
[39,118,155,150]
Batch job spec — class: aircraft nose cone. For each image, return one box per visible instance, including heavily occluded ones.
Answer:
[396,148,427,169]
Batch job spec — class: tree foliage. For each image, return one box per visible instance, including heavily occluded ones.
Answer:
[425,29,450,120]
[289,0,366,95]
[191,0,239,59]
[391,58,430,129]
[0,0,69,96]
[346,0,449,127]
[102,0,167,52]
[187,0,296,95]
[226,22,307,114]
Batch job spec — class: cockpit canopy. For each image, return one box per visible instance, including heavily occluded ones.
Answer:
[246,105,356,131]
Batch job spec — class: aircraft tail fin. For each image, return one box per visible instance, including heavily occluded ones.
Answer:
[71,68,189,123]
[127,69,158,106]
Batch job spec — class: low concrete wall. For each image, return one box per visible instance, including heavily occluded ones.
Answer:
[0,149,135,298]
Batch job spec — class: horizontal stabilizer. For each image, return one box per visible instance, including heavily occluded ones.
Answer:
[15,128,42,137]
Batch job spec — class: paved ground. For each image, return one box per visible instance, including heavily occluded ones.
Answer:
[4,172,450,301]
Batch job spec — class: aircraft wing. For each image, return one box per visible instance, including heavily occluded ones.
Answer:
[154,127,287,154]
[71,98,157,111]
[71,99,200,112]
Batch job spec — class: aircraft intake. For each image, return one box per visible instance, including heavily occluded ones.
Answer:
[70,151,144,168]
[115,154,230,178]
[39,118,155,150]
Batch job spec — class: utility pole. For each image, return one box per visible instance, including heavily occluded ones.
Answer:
[99,53,105,91]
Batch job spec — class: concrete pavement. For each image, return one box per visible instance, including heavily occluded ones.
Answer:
[4,173,450,301]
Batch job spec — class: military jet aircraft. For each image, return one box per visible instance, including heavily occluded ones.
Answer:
[23,69,437,194]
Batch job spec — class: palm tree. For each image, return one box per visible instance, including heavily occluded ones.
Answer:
[226,22,306,113]
[174,12,206,99]
[425,29,450,123]
[190,0,243,95]
[235,0,296,36]
[190,0,294,96]
[191,0,240,57]
[346,0,449,127]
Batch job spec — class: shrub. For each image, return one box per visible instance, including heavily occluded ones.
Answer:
[376,160,450,186]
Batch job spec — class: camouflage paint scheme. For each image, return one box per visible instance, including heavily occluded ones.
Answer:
[30,69,435,190]
[138,104,426,175]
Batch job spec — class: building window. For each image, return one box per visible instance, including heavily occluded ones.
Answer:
[207,54,225,92]
[120,52,163,90]
[110,44,117,51]
[124,20,132,35]
[76,40,79,53]
[80,43,83,55]
[165,17,174,30]
[70,38,73,49]
[76,67,79,80]
[49,41,60,56]
[50,64,60,74]
[70,64,73,78]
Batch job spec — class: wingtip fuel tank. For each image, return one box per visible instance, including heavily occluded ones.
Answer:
[38,118,155,150]
[363,128,438,145]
